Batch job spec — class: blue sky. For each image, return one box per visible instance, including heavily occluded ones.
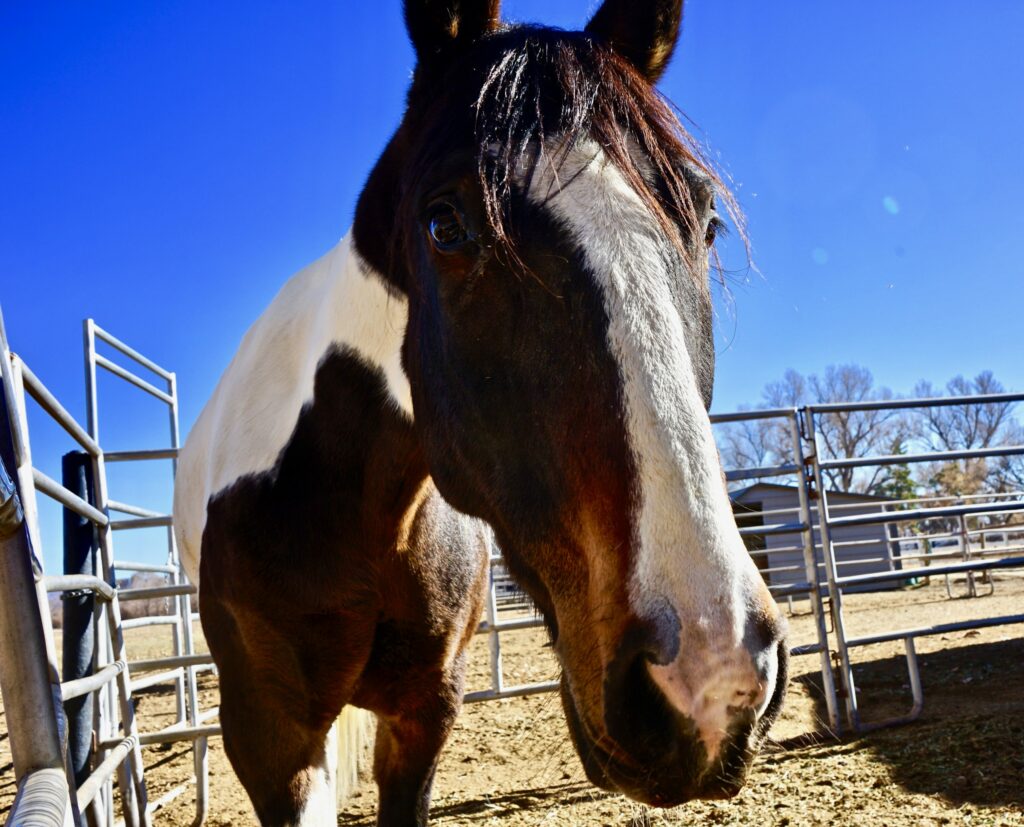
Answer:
[3,1,1023,570]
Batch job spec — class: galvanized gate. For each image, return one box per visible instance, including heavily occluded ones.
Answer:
[0,307,151,826]
[0,309,219,826]
[802,394,1024,732]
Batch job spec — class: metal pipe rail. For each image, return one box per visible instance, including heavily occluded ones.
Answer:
[92,323,174,382]
[834,556,1024,588]
[44,574,117,602]
[136,725,221,747]
[710,407,798,423]
[93,354,174,405]
[118,583,195,601]
[76,737,136,811]
[738,520,808,537]
[110,515,174,531]
[807,391,1024,414]
[61,662,126,702]
[477,616,545,634]
[464,680,561,704]
[883,489,1024,508]
[129,654,213,673]
[131,668,185,693]
[7,768,73,827]
[114,560,178,574]
[99,724,223,751]
[107,500,167,519]
[122,616,180,630]
[726,463,799,482]
[19,359,102,458]
[822,443,1024,471]
[828,499,1024,529]
[33,467,109,526]
[105,448,178,463]
[845,614,1024,649]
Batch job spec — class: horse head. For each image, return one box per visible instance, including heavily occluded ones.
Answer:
[353,0,787,806]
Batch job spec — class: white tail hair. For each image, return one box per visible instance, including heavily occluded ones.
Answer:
[333,706,376,805]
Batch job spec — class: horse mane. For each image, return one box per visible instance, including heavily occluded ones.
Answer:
[398,25,742,280]
[473,28,736,267]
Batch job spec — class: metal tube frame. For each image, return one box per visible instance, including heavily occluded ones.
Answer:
[787,411,840,730]
[85,318,213,825]
[803,406,862,732]
[802,398,1024,733]
[0,394,77,826]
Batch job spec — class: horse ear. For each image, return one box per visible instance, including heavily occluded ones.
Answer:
[584,0,683,83]
[404,0,501,65]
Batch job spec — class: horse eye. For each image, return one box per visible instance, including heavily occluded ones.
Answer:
[705,216,722,247]
[428,205,470,251]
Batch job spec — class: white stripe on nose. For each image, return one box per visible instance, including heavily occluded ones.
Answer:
[528,139,781,759]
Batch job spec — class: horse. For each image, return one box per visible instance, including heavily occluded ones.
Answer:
[172,0,788,824]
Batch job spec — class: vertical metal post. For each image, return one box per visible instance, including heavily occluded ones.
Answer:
[164,370,187,726]
[169,369,209,826]
[789,412,840,731]
[62,451,97,799]
[803,407,859,732]
[89,450,150,827]
[83,318,113,827]
[904,638,923,719]
[0,312,76,827]
[958,513,976,598]
[84,320,99,446]
[83,322,150,827]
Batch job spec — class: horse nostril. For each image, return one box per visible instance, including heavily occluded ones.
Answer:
[603,620,681,752]
[746,607,786,653]
[755,638,789,728]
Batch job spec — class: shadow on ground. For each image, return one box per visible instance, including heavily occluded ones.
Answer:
[337,781,617,826]
[792,635,1024,810]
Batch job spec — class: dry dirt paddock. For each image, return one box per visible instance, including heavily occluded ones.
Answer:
[2,576,1023,826]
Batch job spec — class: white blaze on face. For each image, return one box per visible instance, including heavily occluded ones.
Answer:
[526,141,778,760]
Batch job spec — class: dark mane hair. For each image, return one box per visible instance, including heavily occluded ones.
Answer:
[405,26,741,274]
[481,28,736,262]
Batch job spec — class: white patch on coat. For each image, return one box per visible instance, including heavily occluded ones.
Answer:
[290,752,335,827]
[526,141,778,759]
[173,232,410,585]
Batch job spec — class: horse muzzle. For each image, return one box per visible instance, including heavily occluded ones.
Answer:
[560,634,788,807]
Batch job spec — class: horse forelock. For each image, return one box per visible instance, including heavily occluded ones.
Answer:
[394,25,740,277]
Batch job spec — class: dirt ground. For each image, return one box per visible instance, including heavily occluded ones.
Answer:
[2,576,1023,826]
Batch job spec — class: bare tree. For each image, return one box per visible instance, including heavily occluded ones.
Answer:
[718,365,909,493]
[913,372,1020,496]
[805,365,910,492]
[991,421,1024,493]
[718,407,780,474]
[717,366,1024,500]
[914,372,1016,450]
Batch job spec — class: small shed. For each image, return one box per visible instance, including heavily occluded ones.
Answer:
[730,482,900,594]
